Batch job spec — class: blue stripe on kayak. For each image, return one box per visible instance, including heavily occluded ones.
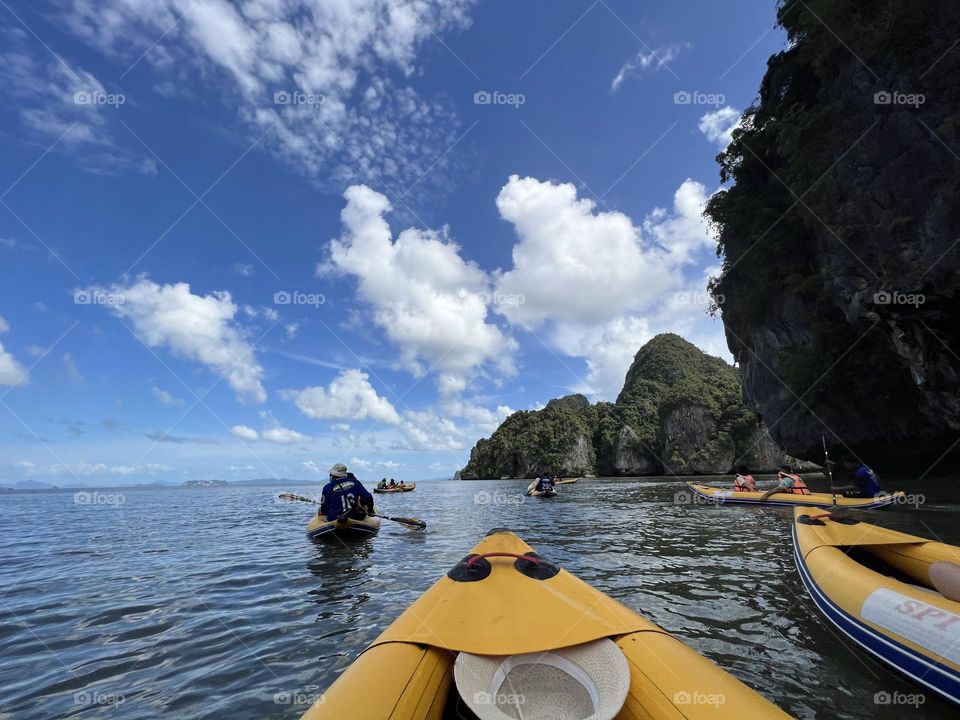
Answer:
[689,487,899,510]
[792,525,960,705]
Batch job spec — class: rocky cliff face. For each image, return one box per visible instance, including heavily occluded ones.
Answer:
[706,0,960,473]
[460,334,793,478]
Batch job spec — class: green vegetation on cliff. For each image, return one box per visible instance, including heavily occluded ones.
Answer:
[704,0,960,467]
[461,334,776,478]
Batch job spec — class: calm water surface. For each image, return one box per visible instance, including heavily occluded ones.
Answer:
[1,477,957,719]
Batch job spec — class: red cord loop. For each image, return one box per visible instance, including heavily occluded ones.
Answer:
[466,552,541,568]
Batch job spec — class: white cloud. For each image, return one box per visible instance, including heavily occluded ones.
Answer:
[493,175,676,328]
[56,0,476,192]
[261,426,311,445]
[231,424,260,441]
[283,368,401,425]
[95,278,266,403]
[349,456,400,471]
[303,460,322,475]
[16,460,173,477]
[152,386,184,406]
[698,106,741,147]
[611,44,686,91]
[325,185,517,385]
[0,316,29,387]
[331,423,351,431]
[493,175,719,399]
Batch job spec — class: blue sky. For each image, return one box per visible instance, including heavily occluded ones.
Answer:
[0,0,785,487]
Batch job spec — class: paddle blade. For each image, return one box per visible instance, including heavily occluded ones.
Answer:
[393,516,426,530]
[278,493,319,505]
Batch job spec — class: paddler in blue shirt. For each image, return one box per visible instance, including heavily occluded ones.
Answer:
[835,464,884,498]
[319,463,374,521]
[534,475,555,492]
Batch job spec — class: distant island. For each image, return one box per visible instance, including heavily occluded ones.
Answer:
[461,334,795,479]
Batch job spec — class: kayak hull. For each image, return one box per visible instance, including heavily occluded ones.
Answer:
[554,477,578,485]
[301,530,789,719]
[792,508,960,706]
[374,483,416,494]
[306,513,381,541]
[689,483,904,509]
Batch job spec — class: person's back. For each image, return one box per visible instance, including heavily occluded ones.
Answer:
[535,476,554,492]
[854,465,882,497]
[733,464,756,492]
[320,464,374,521]
[778,467,810,495]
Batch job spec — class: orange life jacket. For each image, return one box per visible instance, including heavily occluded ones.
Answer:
[779,471,810,495]
[733,474,756,492]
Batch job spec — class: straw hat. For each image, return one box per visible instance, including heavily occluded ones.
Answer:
[454,638,630,720]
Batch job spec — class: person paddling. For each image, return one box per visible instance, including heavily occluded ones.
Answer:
[834,464,884,498]
[732,464,757,493]
[377,478,388,490]
[760,465,811,500]
[319,463,374,521]
[530,475,555,494]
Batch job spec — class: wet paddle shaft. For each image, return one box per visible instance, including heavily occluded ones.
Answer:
[278,493,426,529]
[822,435,836,506]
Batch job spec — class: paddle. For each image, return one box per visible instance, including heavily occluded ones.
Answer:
[822,435,836,506]
[278,493,426,529]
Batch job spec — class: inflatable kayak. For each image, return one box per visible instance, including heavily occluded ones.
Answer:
[554,477,579,485]
[792,508,960,705]
[374,483,416,494]
[306,511,380,541]
[689,483,904,509]
[301,530,789,719]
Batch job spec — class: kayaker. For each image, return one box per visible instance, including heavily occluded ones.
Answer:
[378,478,387,490]
[389,478,397,488]
[398,480,406,488]
[759,465,811,500]
[534,475,555,493]
[732,464,757,492]
[319,464,374,521]
[835,464,884,498]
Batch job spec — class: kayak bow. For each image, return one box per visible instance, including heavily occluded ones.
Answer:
[689,483,905,509]
[300,530,790,719]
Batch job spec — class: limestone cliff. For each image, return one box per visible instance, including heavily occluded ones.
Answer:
[460,334,791,478]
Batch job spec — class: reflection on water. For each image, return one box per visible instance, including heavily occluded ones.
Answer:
[0,478,957,719]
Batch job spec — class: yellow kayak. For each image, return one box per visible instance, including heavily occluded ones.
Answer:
[793,508,960,705]
[374,483,417,494]
[301,530,790,719]
[554,477,579,485]
[689,482,905,509]
[305,511,380,541]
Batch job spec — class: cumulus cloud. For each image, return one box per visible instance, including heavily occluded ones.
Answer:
[55,0,476,191]
[0,316,29,387]
[493,175,718,398]
[93,278,267,403]
[231,424,259,441]
[283,368,401,425]
[698,106,741,147]
[611,44,686,91]
[16,460,173,477]
[229,424,311,444]
[325,185,517,386]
